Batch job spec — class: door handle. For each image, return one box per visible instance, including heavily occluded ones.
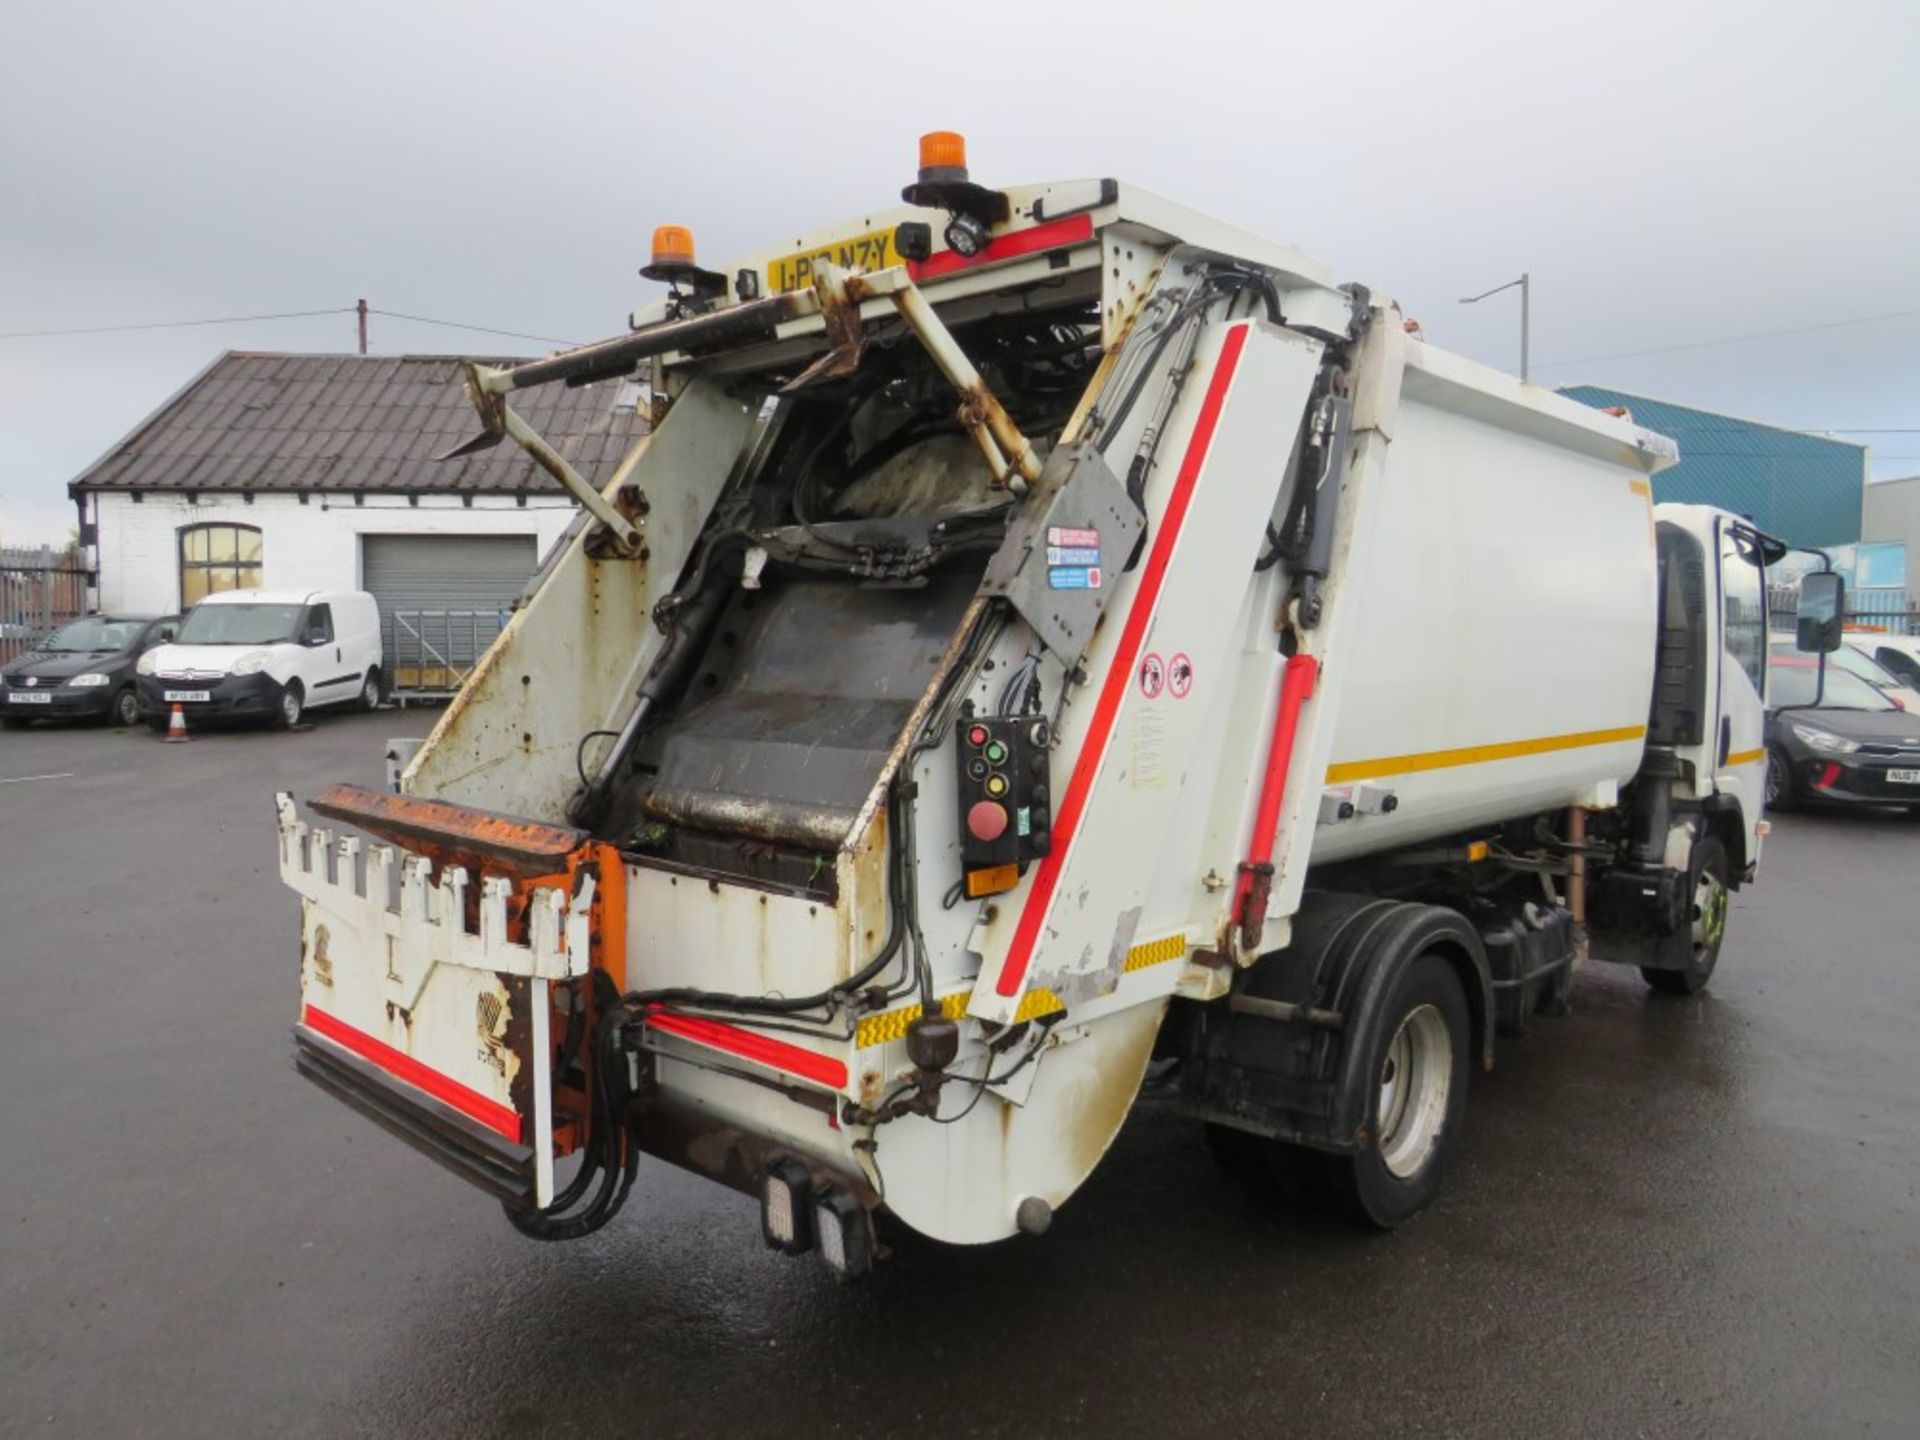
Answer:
[1718,714,1731,766]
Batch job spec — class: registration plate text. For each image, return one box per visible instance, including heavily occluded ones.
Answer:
[164,689,211,703]
[767,228,899,293]
[6,692,52,705]
[1888,768,1920,785]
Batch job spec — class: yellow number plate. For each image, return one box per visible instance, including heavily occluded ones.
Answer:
[766,227,900,293]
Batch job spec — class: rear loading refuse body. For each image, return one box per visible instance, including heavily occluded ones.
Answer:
[278,138,1803,1269]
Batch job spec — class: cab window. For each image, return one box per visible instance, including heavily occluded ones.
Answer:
[303,604,334,645]
[1720,527,1766,694]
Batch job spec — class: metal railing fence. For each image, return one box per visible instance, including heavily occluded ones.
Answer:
[1,546,89,666]
[381,608,510,704]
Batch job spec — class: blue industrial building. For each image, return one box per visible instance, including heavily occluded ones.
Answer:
[1560,386,1866,548]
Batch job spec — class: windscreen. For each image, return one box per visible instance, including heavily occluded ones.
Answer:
[176,603,303,646]
[40,617,143,652]
[1768,659,1894,711]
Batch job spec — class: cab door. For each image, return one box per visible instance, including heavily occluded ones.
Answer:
[1713,518,1770,836]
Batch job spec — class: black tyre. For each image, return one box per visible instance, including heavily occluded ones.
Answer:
[1643,834,1728,996]
[357,667,383,712]
[1327,953,1470,1229]
[276,682,304,730]
[1764,747,1795,812]
[110,686,141,727]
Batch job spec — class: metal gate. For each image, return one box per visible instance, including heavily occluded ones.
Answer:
[1,546,89,667]
[360,535,538,701]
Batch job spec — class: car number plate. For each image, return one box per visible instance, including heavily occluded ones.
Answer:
[766,227,900,293]
[164,689,212,703]
[1888,768,1920,785]
[6,692,52,705]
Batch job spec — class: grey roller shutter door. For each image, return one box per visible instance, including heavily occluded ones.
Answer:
[360,534,538,693]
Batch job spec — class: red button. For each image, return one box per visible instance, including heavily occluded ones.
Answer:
[968,725,989,747]
[967,800,1008,842]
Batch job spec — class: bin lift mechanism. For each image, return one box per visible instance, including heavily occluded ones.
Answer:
[441,260,1047,558]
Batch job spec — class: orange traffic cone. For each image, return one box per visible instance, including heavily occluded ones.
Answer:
[164,703,191,742]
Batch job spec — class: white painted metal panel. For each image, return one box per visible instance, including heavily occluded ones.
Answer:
[965,319,1326,1025]
[1304,349,1661,865]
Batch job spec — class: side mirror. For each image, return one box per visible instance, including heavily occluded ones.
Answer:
[1796,572,1845,653]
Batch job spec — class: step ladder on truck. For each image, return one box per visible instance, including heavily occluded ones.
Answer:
[277,133,1831,1275]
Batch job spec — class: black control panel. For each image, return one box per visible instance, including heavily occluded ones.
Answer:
[955,715,1052,888]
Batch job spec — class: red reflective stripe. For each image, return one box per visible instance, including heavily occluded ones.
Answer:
[647,1009,850,1091]
[303,1004,522,1144]
[908,214,1095,283]
[995,322,1253,997]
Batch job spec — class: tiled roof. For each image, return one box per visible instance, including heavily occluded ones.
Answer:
[69,351,647,495]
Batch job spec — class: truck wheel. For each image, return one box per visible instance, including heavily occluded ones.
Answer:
[277,682,305,730]
[1764,747,1795,812]
[1330,953,1469,1229]
[1643,835,1727,996]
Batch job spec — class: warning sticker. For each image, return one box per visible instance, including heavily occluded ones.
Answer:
[1138,652,1165,699]
[1169,652,1194,699]
[1132,705,1168,790]
[1048,566,1102,590]
[1045,545,1102,567]
[1048,525,1100,549]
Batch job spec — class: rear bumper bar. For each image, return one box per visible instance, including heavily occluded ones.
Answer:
[293,1021,536,1206]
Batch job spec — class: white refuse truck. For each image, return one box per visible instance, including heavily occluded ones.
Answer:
[278,134,1808,1272]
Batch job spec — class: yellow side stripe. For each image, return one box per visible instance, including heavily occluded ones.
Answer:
[1725,747,1765,768]
[1628,478,1652,498]
[854,932,1189,1048]
[1325,724,1648,785]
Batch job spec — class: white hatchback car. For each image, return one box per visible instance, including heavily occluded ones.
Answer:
[138,589,383,730]
[1844,632,1920,696]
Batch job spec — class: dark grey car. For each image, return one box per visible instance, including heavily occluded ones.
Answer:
[1,615,181,729]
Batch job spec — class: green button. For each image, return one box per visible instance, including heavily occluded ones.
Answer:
[984,741,1007,764]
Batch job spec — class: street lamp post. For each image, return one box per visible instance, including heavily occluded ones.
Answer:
[1459,272,1530,382]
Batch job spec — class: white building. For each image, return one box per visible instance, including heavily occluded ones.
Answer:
[68,351,647,690]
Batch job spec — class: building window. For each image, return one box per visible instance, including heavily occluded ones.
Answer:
[179,523,263,605]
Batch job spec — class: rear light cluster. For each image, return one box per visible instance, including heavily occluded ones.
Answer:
[760,1159,874,1279]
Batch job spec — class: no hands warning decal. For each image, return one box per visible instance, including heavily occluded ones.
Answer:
[1138,652,1165,698]
[1169,652,1194,699]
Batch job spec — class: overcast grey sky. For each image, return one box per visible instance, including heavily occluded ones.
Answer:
[3,0,1916,546]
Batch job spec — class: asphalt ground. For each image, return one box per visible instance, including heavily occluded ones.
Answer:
[2,710,1917,1438]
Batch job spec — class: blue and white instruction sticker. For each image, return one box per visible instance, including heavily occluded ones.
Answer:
[1046,526,1101,589]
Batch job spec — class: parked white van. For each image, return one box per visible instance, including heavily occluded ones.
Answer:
[137,589,383,730]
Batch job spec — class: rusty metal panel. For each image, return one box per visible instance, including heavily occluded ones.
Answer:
[642,572,978,850]
[977,440,1142,664]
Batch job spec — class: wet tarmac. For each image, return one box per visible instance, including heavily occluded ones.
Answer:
[3,711,1917,1437]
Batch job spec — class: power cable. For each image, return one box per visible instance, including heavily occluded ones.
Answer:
[0,308,354,340]
[369,309,579,347]
[1535,304,1920,370]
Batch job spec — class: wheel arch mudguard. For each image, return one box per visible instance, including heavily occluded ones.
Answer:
[1180,891,1492,1154]
[1315,900,1493,1145]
